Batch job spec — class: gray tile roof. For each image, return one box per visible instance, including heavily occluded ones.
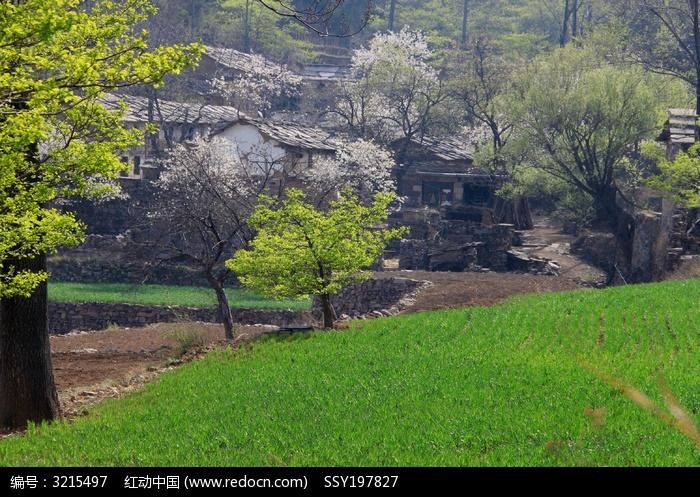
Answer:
[659,108,697,145]
[216,118,339,152]
[410,136,475,162]
[204,46,286,74]
[100,93,241,126]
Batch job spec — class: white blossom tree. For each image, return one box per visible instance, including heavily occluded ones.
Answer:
[302,138,397,205]
[146,135,394,337]
[332,28,452,151]
[210,54,302,117]
[148,137,276,339]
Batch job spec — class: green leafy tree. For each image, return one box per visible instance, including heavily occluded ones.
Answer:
[509,46,659,228]
[648,142,700,208]
[228,189,406,329]
[0,0,200,429]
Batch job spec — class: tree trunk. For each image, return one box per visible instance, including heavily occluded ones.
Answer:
[207,276,235,340]
[319,294,336,329]
[593,185,620,231]
[571,0,578,39]
[560,0,571,47]
[461,0,470,48]
[0,253,60,429]
[243,0,252,53]
[388,0,397,31]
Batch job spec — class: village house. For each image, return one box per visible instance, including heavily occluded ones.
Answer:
[657,108,697,160]
[212,117,339,191]
[392,135,501,210]
[100,93,241,179]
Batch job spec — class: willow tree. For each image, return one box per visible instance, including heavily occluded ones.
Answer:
[0,0,200,429]
[510,46,659,229]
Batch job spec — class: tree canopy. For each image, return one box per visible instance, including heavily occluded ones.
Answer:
[228,189,406,328]
[0,0,200,298]
[508,46,660,225]
[0,0,200,429]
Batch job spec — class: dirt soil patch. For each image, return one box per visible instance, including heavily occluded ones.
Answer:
[50,322,276,419]
[375,270,582,313]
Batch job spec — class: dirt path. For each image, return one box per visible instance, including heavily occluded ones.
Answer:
[517,218,607,286]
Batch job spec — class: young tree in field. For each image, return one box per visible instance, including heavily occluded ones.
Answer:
[148,137,393,338]
[228,189,406,329]
[0,0,200,429]
[509,47,659,228]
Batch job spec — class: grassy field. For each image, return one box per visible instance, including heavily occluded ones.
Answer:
[4,279,700,465]
[48,282,311,310]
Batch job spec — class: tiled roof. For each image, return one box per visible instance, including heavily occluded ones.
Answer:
[409,135,476,162]
[216,118,339,152]
[659,108,697,145]
[100,93,241,125]
[204,46,285,73]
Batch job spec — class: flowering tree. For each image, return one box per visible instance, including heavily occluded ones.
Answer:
[301,139,396,205]
[148,138,284,339]
[332,28,451,149]
[210,55,302,117]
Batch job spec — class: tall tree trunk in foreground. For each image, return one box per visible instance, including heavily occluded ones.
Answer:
[0,254,60,429]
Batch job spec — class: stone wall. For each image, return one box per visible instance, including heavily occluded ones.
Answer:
[48,302,313,335]
[48,257,211,287]
[399,220,513,272]
[67,178,155,236]
[314,277,431,319]
[49,277,431,334]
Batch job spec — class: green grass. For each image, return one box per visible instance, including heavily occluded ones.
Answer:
[48,282,311,310]
[5,279,700,465]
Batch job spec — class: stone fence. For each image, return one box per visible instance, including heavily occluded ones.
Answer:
[49,302,312,335]
[314,276,431,319]
[49,277,431,334]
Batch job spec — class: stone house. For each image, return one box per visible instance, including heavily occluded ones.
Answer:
[657,108,696,160]
[212,118,338,182]
[392,135,504,210]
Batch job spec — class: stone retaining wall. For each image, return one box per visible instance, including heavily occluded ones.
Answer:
[314,277,431,319]
[50,277,431,334]
[48,302,313,335]
[48,258,211,287]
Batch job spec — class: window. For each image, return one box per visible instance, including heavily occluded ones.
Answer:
[463,184,491,206]
[422,181,453,207]
[133,156,141,176]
